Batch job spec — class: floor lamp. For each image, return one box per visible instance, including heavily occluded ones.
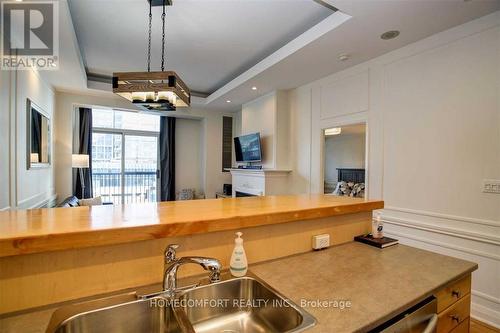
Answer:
[72,154,89,199]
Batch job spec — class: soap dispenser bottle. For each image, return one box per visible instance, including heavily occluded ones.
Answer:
[372,212,384,239]
[230,232,248,277]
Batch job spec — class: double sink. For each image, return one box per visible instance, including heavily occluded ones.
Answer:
[46,273,316,333]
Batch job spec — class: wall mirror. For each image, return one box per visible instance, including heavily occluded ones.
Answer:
[27,99,51,169]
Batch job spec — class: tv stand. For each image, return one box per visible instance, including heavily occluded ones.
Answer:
[237,164,262,170]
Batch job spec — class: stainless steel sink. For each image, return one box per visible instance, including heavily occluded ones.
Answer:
[176,275,315,333]
[47,295,190,333]
[46,274,316,333]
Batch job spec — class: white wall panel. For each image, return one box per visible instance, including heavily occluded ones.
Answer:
[0,67,56,209]
[382,26,500,221]
[0,70,11,210]
[285,12,500,327]
[15,70,56,208]
[242,92,277,169]
[320,71,369,120]
[175,118,203,194]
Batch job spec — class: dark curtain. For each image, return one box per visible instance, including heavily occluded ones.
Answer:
[75,108,93,199]
[159,116,175,201]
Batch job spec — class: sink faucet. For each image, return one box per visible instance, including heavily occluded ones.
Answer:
[163,244,222,294]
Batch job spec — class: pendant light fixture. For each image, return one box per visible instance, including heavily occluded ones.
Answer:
[112,0,190,111]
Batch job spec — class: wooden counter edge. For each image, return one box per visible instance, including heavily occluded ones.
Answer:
[0,200,384,258]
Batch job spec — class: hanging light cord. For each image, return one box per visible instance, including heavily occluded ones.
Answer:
[161,0,166,72]
[147,0,152,72]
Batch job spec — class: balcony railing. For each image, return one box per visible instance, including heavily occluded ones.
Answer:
[92,171,157,204]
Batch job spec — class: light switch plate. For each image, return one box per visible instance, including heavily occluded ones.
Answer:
[482,179,500,194]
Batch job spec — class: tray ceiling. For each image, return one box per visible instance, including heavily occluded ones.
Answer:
[68,0,334,94]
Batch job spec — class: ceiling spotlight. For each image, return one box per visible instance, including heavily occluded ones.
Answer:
[325,127,342,136]
[251,86,257,91]
[381,30,400,40]
[338,54,350,61]
[226,100,231,103]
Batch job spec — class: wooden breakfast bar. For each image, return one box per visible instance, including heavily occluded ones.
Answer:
[0,195,383,257]
[0,195,383,315]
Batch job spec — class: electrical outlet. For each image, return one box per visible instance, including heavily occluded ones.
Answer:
[482,179,500,194]
[312,234,330,250]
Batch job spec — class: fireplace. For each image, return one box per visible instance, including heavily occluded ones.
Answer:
[229,169,291,197]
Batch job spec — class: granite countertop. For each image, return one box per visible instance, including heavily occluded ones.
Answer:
[0,242,477,333]
[251,242,477,332]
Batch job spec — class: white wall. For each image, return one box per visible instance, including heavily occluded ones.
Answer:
[324,133,365,183]
[241,90,290,169]
[201,109,234,197]
[54,91,234,200]
[0,70,11,210]
[17,71,56,209]
[242,92,276,168]
[0,67,56,210]
[287,11,500,327]
[175,118,203,195]
[288,86,312,194]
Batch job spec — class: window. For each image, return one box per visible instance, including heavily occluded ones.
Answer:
[93,108,160,132]
[91,109,160,204]
[222,116,233,171]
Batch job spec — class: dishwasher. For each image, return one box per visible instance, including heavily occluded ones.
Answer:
[368,296,438,333]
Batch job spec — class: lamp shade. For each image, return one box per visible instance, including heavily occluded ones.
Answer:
[30,153,39,163]
[72,154,89,168]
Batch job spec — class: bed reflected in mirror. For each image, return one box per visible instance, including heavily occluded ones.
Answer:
[27,99,51,169]
[323,123,366,198]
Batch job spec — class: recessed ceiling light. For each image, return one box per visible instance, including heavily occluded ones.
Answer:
[251,86,257,91]
[338,54,350,61]
[226,100,231,103]
[381,30,400,40]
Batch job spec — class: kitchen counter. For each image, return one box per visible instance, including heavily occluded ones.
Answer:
[252,242,477,332]
[0,242,477,333]
[0,195,383,257]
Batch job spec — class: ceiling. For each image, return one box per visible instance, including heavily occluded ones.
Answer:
[68,0,334,95]
[41,0,500,112]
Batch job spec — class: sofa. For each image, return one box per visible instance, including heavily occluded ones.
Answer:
[58,196,112,207]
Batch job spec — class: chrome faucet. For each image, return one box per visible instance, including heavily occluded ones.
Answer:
[163,244,222,294]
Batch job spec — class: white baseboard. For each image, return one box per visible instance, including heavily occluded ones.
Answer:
[17,193,57,209]
[471,303,500,329]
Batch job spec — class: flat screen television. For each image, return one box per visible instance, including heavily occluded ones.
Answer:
[234,133,262,163]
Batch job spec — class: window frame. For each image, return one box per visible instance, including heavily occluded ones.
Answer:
[92,127,160,204]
